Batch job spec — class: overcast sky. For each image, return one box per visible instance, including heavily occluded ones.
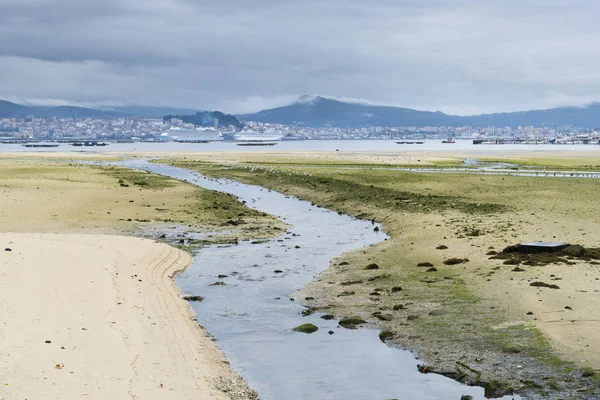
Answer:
[2,0,600,114]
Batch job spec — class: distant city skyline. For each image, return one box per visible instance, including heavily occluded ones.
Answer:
[3,1,600,114]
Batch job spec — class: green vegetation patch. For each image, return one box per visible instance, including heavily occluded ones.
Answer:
[164,160,506,216]
[94,165,178,189]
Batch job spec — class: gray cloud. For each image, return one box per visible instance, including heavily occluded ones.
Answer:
[1,0,600,114]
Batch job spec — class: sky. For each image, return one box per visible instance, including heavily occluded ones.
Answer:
[2,0,600,114]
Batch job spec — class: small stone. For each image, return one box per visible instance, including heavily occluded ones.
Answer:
[582,367,595,377]
[379,330,394,342]
[374,313,393,321]
[301,309,313,317]
[502,343,524,353]
[338,317,367,329]
[443,258,469,265]
[562,245,585,257]
[292,323,318,334]
[429,310,446,317]
[4,248,11,252]
[328,330,334,335]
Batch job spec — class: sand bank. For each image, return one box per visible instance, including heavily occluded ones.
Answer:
[0,233,251,399]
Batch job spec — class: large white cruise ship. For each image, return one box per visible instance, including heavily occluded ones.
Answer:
[161,127,224,142]
[234,132,283,142]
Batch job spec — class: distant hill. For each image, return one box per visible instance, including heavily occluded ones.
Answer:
[0,100,125,119]
[0,100,201,119]
[240,95,600,128]
[4,96,600,128]
[163,111,244,130]
[239,95,454,127]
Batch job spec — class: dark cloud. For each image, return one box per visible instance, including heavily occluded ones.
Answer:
[1,0,600,113]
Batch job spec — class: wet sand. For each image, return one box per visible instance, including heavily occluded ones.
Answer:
[0,233,252,399]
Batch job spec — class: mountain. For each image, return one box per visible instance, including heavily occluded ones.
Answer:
[4,96,600,128]
[0,100,124,119]
[0,100,201,119]
[462,103,600,128]
[240,96,600,128]
[239,96,455,127]
[163,111,244,130]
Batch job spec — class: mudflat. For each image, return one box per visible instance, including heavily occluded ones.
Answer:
[166,151,600,398]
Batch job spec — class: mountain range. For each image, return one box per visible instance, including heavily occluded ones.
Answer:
[240,96,600,128]
[0,100,200,119]
[3,97,600,128]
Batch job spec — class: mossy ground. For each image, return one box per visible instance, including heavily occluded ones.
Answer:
[0,159,284,245]
[163,155,600,399]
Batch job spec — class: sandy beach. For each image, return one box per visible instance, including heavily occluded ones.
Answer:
[0,233,252,399]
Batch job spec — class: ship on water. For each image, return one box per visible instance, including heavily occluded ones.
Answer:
[161,127,284,143]
[161,127,226,142]
[233,132,283,142]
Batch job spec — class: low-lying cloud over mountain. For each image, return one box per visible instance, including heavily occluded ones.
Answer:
[241,96,600,128]
[4,1,600,114]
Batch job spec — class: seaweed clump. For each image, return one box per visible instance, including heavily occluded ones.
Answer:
[489,244,600,266]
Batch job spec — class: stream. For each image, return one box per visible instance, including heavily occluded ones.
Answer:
[120,160,518,400]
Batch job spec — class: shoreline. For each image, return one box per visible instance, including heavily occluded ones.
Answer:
[3,151,600,398]
[0,233,255,399]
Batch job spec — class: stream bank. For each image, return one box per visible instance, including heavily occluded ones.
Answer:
[114,160,522,400]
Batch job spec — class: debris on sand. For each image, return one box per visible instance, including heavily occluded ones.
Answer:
[443,258,469,265]
[490,243,600,266]
[530,282,560,289]
[183,295,204,302]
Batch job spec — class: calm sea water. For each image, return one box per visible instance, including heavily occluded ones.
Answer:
[3,139,600,154]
